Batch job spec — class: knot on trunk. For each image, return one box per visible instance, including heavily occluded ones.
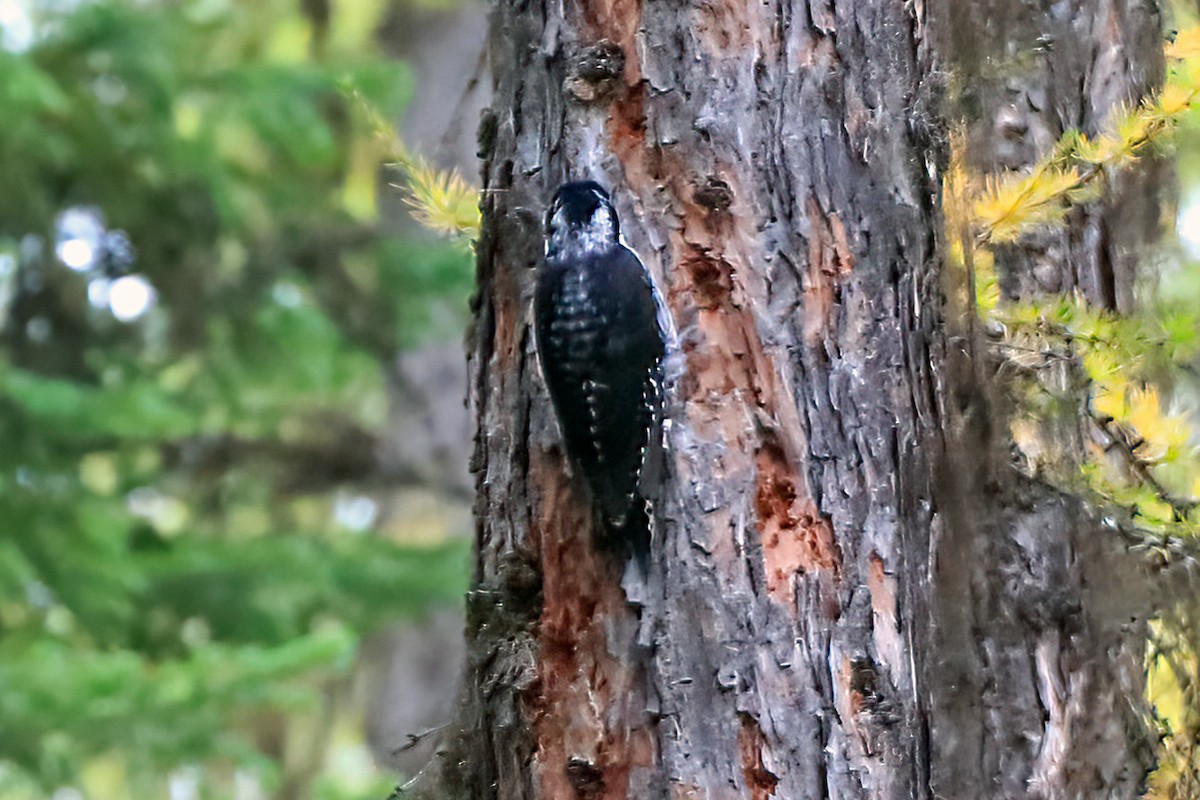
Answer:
[566,756,606,798]
[565,40,626,103]
[694,176,734,212]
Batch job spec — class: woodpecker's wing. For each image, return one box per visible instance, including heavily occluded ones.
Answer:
[534,245,666,527]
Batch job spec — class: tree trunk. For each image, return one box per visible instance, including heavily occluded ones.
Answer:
[447,2,1163,798]
[927,3,1166,799]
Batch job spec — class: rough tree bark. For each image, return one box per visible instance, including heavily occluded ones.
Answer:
[445,1,1164,798]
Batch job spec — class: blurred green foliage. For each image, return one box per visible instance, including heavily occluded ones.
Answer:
[0,1,473,797]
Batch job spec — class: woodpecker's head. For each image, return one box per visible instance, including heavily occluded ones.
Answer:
[546,180,619,259]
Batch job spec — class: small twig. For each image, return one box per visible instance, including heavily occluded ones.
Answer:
[387,749,441,799]
[991,340,1074,359]
[392,722,449,755]
[1089,410,1199,520]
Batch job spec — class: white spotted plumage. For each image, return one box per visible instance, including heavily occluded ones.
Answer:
[534,181,670,556]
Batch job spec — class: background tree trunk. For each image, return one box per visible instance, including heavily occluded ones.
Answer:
[928,3,1165,798]
[935,0,1165,310]
[447,1,1164,798]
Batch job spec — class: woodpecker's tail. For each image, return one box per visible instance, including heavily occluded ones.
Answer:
[599,497,651,572]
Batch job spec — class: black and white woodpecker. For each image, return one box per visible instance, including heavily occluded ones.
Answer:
[534,181,670,558]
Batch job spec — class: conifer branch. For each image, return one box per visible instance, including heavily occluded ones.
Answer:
[947,27,1200,248]
[352,92,481,241]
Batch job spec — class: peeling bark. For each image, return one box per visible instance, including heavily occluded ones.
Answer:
[445,1,1163,798]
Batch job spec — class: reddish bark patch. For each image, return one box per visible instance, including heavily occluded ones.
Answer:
[737,714,779,799]
[833,655,865,750]
[630,146,844,606]
[606,81,648,172]
[754,435,840,607]
[681,246,733,310]
[527,449,654,800]
[867,553,897,628]
[491,287,519,370]
[674,243,780,416]
[803,195,856,345]
[834,655,883,757]
[694,0,753,52]
[867,552,902,672]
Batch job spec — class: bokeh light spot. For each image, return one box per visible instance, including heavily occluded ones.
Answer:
[108,274,156,322]
[1178,200,1200,260]
[57,238,95,271]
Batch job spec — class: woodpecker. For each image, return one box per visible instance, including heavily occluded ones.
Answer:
[534,181,668,558]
